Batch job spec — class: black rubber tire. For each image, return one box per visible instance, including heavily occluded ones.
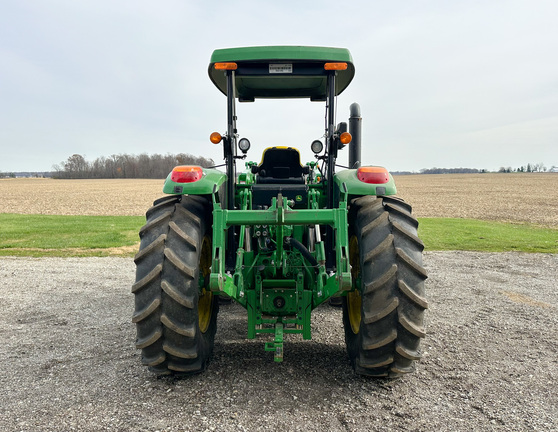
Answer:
[343,195,428,377]
[132,195,218,375]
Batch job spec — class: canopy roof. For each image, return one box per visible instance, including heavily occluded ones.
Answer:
[208,46,355,101]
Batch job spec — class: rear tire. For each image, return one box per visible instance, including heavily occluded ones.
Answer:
[343,196,428,377]
[132,195,218,375]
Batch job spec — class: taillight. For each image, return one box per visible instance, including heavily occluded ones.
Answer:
[171,166,203,183]
[357,166,389,184]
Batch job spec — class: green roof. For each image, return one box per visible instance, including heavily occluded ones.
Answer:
[208,46,355,101]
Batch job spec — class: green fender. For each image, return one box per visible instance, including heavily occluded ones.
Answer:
[334,168,397,198]
[162,168,227,195]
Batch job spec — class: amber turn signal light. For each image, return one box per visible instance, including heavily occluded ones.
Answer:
[210,132,222,144]
[339,132,352,145]
[214,62,238,70]
[324,62,348,71]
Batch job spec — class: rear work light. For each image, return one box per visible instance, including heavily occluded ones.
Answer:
[357,166,390,184]
[171,166,203,183]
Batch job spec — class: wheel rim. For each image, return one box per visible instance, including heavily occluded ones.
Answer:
[348,235,361,334]
[198,236,213,334]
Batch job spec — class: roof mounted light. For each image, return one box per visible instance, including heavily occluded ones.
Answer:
[357,166,390,184]
[214,62,238,70]
[171,166,204,183]
[324,62,348,71]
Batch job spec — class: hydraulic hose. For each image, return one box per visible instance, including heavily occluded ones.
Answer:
[285,237,319,272]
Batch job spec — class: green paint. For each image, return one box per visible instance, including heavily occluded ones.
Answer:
[208,46,355,100]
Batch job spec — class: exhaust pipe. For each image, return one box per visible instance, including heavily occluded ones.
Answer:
[349,102,361,169]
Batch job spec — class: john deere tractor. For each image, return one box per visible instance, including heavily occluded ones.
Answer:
[132,46,427,377]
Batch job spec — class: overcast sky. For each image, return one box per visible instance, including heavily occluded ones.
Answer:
[1,0,557,173]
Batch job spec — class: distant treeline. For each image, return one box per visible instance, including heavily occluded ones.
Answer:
[420,167,486,174]
[498,163,552,173]
[392,168,486,175]
[52,153,215,179]
[393,164,557,175]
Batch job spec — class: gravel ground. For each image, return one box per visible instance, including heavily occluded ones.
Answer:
[1,252,557,432]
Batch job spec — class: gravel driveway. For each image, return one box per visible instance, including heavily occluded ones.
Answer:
[1,252,557,431]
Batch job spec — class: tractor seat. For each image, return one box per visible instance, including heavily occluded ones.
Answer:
[252,147,309,184]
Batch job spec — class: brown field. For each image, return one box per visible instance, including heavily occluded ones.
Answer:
[395,173,558,226]
[1,173,557,226]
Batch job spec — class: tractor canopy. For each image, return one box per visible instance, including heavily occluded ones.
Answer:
[208,46,355,101]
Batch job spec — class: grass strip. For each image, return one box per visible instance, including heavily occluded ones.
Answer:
[1,214,557,257]
[0,213,143,257]
[419,218,558,253]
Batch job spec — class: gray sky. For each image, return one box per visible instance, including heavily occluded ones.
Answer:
[1,0,557,173]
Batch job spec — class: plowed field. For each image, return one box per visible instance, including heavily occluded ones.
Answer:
[1,173,557,226]
[395,173,558,226]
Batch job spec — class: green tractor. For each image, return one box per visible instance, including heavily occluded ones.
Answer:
[132,46,427,377]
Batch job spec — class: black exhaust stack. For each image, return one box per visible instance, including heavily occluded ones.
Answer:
[349,102,361,169]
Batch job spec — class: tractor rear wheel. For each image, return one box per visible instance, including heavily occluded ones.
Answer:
[132,195,218,375]
[343,196,428,377]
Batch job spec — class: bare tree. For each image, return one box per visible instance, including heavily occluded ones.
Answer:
[53,152,214,179]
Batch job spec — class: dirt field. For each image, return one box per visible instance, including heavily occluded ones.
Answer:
[0,178,163,217]
[394,173,558,226]
[1,173,557,226]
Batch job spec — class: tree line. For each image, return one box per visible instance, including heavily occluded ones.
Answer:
[391,168,486,175]
[392,163,556,175]
[498,163,552,173]
[52,153,215,179]
[419,167,486,174]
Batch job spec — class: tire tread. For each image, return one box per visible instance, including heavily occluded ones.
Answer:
[132,195,218,375]
[343,196,427,377]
